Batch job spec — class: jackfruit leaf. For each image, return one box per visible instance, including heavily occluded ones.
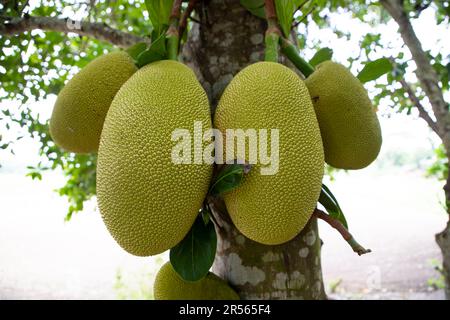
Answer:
[125,42,148,62]
[136,34,166,68]
[275,0,303,37]
[170,213,217,282]
[145,0,174,36]
[319,184,348,229]
[240,0,264,9]
[357,57,393,83]
[309,48,333,67]
[209,163,248,196]
[240,0,265,18]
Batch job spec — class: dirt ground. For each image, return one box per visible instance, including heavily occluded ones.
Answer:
[0,169,447,300]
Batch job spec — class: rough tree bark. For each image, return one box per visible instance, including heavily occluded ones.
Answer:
[182,0,326,300]
[437,168,450,299]
[380,0,450,299]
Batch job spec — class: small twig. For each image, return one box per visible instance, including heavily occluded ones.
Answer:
[313,209,371,256]
[264,0,277,20]
[292,6,315,28]
[189,17,202,24]
[179,0,198,40]
[169,0,183,20]
[399,77,440,135]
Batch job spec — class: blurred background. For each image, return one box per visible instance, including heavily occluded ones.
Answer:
[1,1,449,299]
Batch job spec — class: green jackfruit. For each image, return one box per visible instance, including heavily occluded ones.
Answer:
[49,51,137,153]
[305,61,382,169]
[97,60,213,256]
[154,262,239,300]
[214,62,324,245]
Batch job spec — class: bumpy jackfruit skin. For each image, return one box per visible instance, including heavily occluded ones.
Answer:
[305,61,382,169]
[97,60,213,256]
[214,62,324,245]
[154,262,240,300]
[49,51,137,153]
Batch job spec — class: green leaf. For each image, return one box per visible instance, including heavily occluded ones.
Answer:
[26,171,42,180]
[170,213,217,282]
[275,0,303,37]
[357,57,393,83]
[319,184,348,229]
[145,0,174,36]
[240,0,264,9]
[309,48,333,67]
[125,42,148,62]
[240,0,265,18]
[248,6,266,18]
[136,34,166,68]
[209,163,249,196]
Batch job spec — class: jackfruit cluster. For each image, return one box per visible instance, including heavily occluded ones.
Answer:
[154,262,239,300]
[49,48,382,300]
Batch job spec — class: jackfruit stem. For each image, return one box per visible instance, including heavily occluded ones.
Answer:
[313,209,372,256]
[264,30,279,62]
[264,0,280,62]
[279,37,315,77]
[167,34,179,61]
[166,0,183,61]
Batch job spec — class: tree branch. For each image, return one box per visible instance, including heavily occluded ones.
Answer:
[313,209,371,256]
[399,78,440,135]
[179,0,198,40]
[0,15,145,48]
[380,0,449,142]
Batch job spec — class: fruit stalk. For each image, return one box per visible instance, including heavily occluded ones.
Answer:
[264,0,280,62]
[166,0,183,61]
[179,0,198,42]
[279,37,314,77]
[313,208,372,256]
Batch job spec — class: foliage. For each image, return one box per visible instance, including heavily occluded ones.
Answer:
[0,0,150,219]
[319,183,348,229]
[427,144,449,181]
[170,213,217,282]
[309,47,333,67]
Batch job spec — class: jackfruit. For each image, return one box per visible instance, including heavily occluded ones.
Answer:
[97,60,213,256]
[50,51,138,153]
[154,262,240,300]
[214,62,324,245]
[305,61,382,169]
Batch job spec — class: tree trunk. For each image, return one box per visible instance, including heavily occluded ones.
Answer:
[182,0,326,300]
[436,165,450,299]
